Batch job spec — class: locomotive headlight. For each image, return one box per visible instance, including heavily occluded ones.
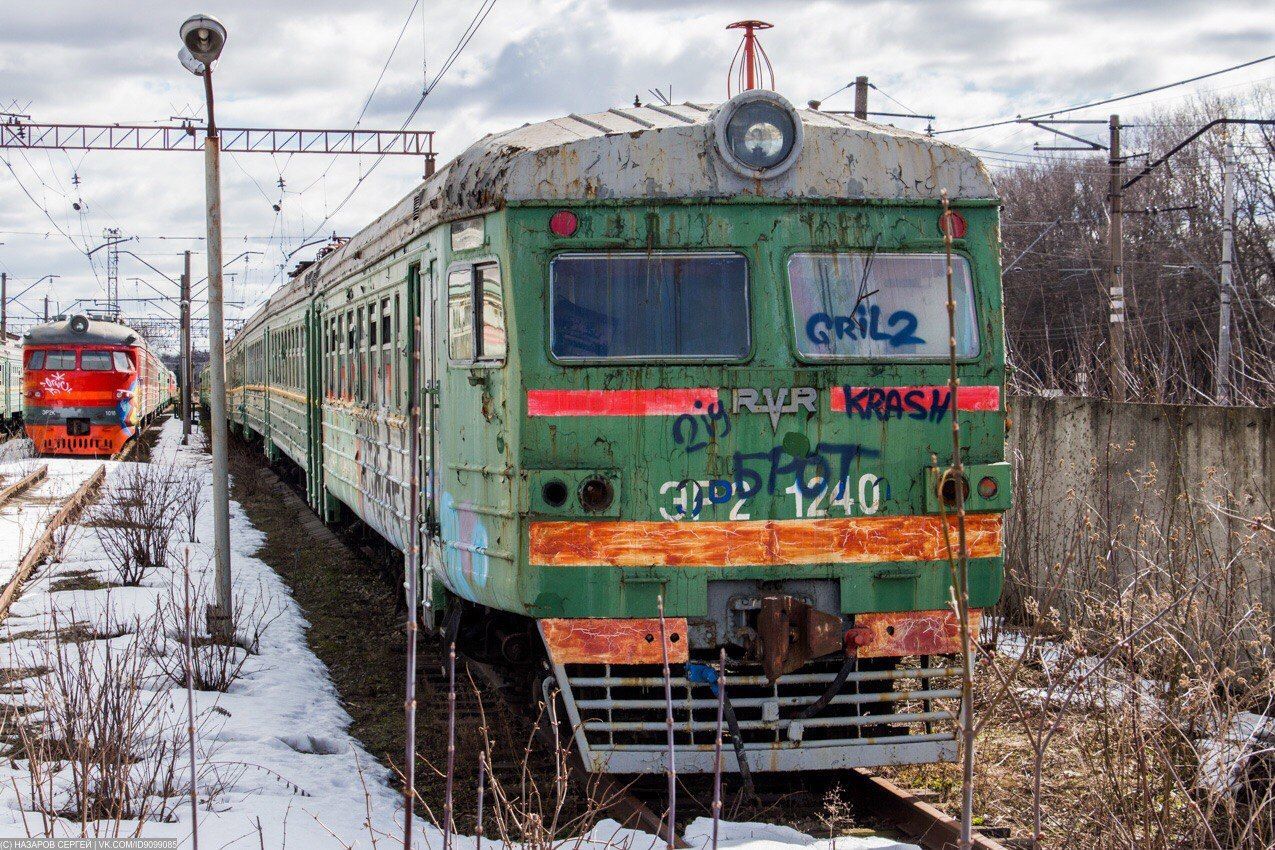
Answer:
[728,102,792,167]
[713,90,803,179]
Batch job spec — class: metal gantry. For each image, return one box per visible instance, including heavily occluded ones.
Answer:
[1,119,435,163]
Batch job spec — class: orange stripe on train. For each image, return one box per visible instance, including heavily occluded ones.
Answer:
[529,514,1002,567]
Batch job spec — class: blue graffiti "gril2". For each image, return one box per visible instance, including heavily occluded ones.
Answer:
[806,304,925,348]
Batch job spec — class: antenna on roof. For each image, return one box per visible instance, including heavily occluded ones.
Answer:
[726,20,775,97]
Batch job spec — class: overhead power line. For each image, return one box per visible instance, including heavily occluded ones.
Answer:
[935,53,1275,136]
[294,0,499,249]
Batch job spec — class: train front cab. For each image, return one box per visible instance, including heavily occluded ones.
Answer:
[24,342,144,456]
[455,195,1012,775]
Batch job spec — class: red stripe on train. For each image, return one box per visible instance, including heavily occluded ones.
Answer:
[527,388,719,416]
[830,385,1001,413]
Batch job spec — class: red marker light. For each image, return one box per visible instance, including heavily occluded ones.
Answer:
[938,210,967,239]
[977,476,999,499]
[549,210,579,237]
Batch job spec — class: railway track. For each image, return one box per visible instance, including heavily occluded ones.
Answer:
[0,417,162,622]
[0,464,106,621]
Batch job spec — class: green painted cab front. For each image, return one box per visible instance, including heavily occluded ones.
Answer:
[460,199,1011,620]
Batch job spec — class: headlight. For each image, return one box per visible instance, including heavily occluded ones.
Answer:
[713,90,803,178]
[726,101,795,169]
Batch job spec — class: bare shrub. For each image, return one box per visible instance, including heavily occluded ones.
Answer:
[94,464,184,585]
[152,574,280,693]
[14,608,184,835]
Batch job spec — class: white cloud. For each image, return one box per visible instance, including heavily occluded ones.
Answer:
[0,0,1270,340]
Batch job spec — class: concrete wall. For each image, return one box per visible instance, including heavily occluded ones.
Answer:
[1005,396,1273,612]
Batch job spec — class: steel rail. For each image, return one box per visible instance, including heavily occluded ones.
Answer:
[842,769,1012,850]
[0,464,48,508]
[0,464,106,620]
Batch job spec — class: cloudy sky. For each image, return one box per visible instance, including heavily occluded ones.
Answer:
[1,0,1271,347]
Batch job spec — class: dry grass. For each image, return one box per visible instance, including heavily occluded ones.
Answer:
[888,448,1275,849]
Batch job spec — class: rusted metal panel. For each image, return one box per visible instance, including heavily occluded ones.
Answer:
[853,609,982,659]
[529,514,1002,567]
[540,617,689,665]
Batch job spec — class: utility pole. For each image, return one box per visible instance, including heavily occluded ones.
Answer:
[1,272,6,338]
[205,102,232,637]
[179,14,234,640]
[854,75,869,120]
[181,249,193,441]
[43,294,49,322]
[1107,115,1126,402]
[1215,136,1235,404]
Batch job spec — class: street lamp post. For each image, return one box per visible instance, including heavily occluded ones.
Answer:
[179,13,233,640]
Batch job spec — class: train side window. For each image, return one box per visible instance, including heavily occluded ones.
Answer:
[380,298,392,409]
[81,351,112,371]
[393,292,402,411]
[447,261,505,364]
[447,267,473,361]
[26,351,45,370]
[113,351,132,372]
[45,350,77,370]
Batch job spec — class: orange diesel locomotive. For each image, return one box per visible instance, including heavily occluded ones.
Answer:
[23,314,170,455]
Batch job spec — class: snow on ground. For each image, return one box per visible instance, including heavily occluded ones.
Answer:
[0,418,917,849]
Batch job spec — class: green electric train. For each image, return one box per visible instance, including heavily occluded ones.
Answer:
[220,88,1011,774]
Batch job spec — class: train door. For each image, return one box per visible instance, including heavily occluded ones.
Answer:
[305,304,323,512]
[408,259,442,625]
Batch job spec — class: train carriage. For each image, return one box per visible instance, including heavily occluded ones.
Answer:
[1,333,21,426]
[223,88,1010,774]
[23,314,170,455]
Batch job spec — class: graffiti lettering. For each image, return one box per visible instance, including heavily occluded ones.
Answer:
[841,386,953,422]
[805,304,926,349]
[671,400,731,453]
[41,373,72,396]
[731,441,879,498]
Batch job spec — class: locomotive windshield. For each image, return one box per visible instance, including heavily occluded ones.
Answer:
[789,252,979,360]
[80,351,114,371]
[41,350,78,370]
[549,252,749,361]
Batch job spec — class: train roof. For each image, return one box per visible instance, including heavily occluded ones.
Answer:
[23,315,145,348]
[239,96,996,337]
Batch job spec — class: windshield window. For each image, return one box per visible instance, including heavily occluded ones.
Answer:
[44,350,78,370]
[26,351,45,370]
[550,252,749,361]
[81,351,113,371]
[113,351,133,371]
[788,253,979,359]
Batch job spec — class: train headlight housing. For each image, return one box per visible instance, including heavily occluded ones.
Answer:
[713,90,803,179]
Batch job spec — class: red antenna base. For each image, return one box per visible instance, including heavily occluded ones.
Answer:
[726,20,775,97]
